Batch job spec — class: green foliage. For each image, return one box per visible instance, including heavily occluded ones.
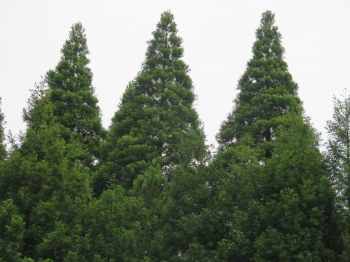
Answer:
[150,159,223,261]
[86,186,137,261]
[47,22,105,168]
[325,90,350,207]
[0,87,64,260]
[1,90,65,213]
[85,163,166,261]
[0,98,6,160]
[325,89,350,260]
[213,115,337,261]
[217,11,302,157]
[0,199,25,262]
[130,163,167,260]
[251,115,335,261]
[212,11,338,261]
[31,162,91,261]
[1,81,93,260]
[213,140,266,261]
[0,9,345,262]
[98,11,207,190]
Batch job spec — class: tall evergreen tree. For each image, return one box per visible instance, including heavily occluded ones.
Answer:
[98,11,207,190]
[0,80,93,260]
[216,10,302,157]
[214,116,337,261]
[0,84,61,258]
[256,116,336,261]
[47,22,104,168]
[325,89,350,259]
[325,89,350,208]
[0,82,61,215]
[211,11,338,261]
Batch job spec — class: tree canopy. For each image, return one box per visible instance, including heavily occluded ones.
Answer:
[47,22,105,168]
[0,10,346,262]
[217,11,302,157]
[98,11,207,190]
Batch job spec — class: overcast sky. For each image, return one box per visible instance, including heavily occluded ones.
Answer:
[1,1,349,148]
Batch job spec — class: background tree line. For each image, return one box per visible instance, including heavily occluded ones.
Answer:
[0,10,349,261]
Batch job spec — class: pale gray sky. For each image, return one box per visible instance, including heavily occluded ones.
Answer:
[1,1,349,148]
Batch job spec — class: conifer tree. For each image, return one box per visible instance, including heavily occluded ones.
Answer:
[212,11,338,261]
[47,22,104,167]
[1,82,93,260]
[0,83,61,214]
[326,90,350,208]
[252,116,336,261]
[99,11,207,189]
[325,90,350,259]
[0,84,61,258]
[217,11,302,157]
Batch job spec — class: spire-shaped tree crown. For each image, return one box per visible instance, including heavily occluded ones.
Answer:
[47,22,104,167]
[102,11,207,189]
[61,22,90,64]
[254,11,284,59]
[217,10,302,154]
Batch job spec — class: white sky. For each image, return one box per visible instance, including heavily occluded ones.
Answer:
[1,1,349,148]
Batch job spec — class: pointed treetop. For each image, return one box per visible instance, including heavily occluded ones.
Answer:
[253,10,284,59]
[143,11,186,73]
[47,22,103,167]
[101,11,207,190]
[217,10,302,154]
[61,22,89,64]
[48,22,93,93]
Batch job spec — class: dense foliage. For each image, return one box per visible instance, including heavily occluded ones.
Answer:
[325,90,350,259]
[211,11,338,260]
[47,22,105,168]
[0,10,347,261]
[96,11,207,191]
[216,11,302,157]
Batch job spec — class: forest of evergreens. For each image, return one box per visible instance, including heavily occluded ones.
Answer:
[0,10,350,261]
